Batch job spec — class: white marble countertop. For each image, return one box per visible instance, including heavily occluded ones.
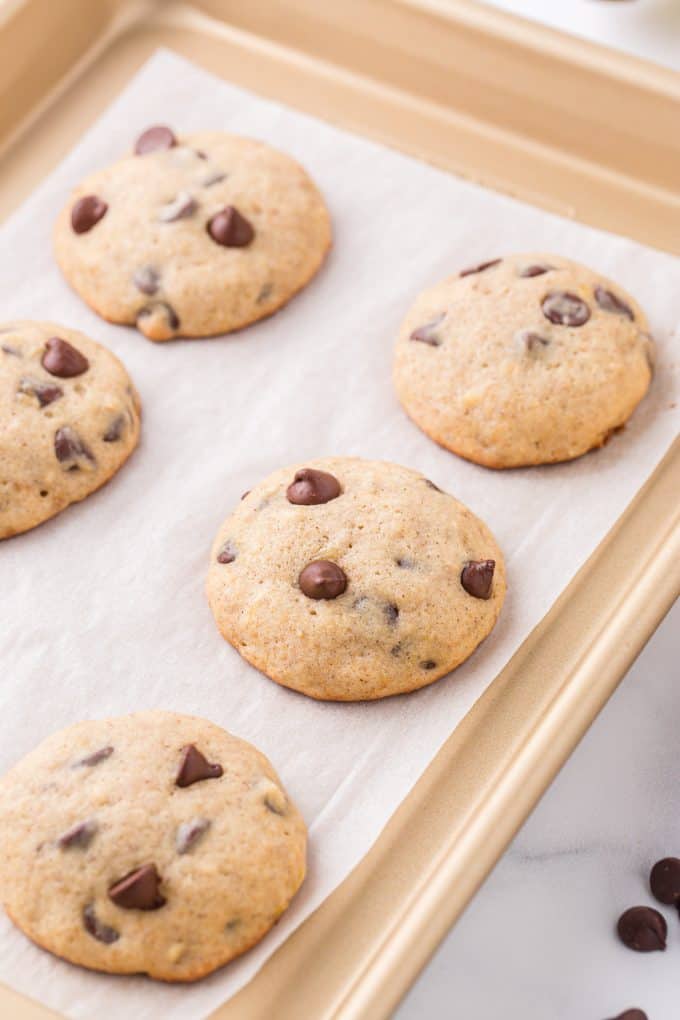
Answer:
[396,3,679,1018]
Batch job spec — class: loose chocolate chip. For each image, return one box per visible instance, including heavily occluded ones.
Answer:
[299,560,347,600]
[616,906,666,952]
[217,540,237,564]
[286,468,341,506]
[207,205,254,247]
[519,264,555,278]
[605,1011,648,1020]
[57,818,98,850]
[83,904,119,944]
[54,426,94,468]
[103,415,125,442]
[594,285,635,320]
[384,603,399,626]
[541,290,590,327]
[410,313,445,346]
[650,857,680,905]
[18,378,63,407]
[514,329,550,355]
[424,478,443,492]
[134,125,177,155]
[176,817,211,854]
[460,258,502,278]
[74,745,113,768]
[109,863,166,910]
[2,343,21,356]
[158,191,197,222]
[461,560,495,599]
[133,265,160,295]
[175,744,224,788]
[71,195,108,234]
[202,170,227,187]
[41,336,89,378]
[420,660,437,670]
[136,301,180,331]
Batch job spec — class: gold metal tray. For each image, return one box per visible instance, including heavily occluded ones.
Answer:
[0,2,678,1018]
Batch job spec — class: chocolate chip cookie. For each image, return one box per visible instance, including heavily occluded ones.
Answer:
[54,125,331,340]
[0,711,306,981]
[207,458,506,700]
[393,254,654,468]
[0,321,140,539]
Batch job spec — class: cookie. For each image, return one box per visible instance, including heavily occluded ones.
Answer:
[206,457,506,701]
[0,711,306,982]
[54,125,332,340]
[0,321,140,539]
[393,254,654,468]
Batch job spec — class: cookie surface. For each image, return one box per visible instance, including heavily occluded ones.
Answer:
[0,711,306,982]
[393,254,654,468]
[54,126,331,340]
[0,321,140,539]
[207,457,506,701]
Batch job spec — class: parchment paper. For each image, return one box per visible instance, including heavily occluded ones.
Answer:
[0,50,678,1020]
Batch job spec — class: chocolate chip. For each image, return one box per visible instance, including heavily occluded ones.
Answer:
[650,857,680,905]
[202,170,227,187]
[175,744,223,788]
[217,540,237,564]
[71,195,108,234]
[298,560,347,600]
[410,312,445,346]
[384,603,399,625]
[83,904,119,944]
[605,1011,648,1020]
[57,818,98,850]
[396,557,415,569]
[136,301,180,331]
[133,265,160,295]
[460,258,501,277]
[207,206,255,247]
[286,468,341,506]
[424,478,443,492]
[616,906,666,952]
[514,329,550,355]
[54,426,94,468]
[74,745,113,768]
[18,378,63,407]
[158,191,197,222]
[594,285,634,320]
[134,125,177,155]
[461,559,495,599]
[256,282,273,303]
[176,817,211,854]
[1,343,21,356]
[103,415,125,442]
[41,336,89,378]
[518,264,554,278]
[420,659,437,670]
[541,290,590,327]
[109,863,166,910]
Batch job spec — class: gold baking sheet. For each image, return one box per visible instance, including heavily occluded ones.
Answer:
[0,2,678,1018]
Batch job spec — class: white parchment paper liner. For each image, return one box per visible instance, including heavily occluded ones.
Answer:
[0,50,678,1020]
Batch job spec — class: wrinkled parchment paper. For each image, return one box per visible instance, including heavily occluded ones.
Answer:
[0,50,678,1020]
